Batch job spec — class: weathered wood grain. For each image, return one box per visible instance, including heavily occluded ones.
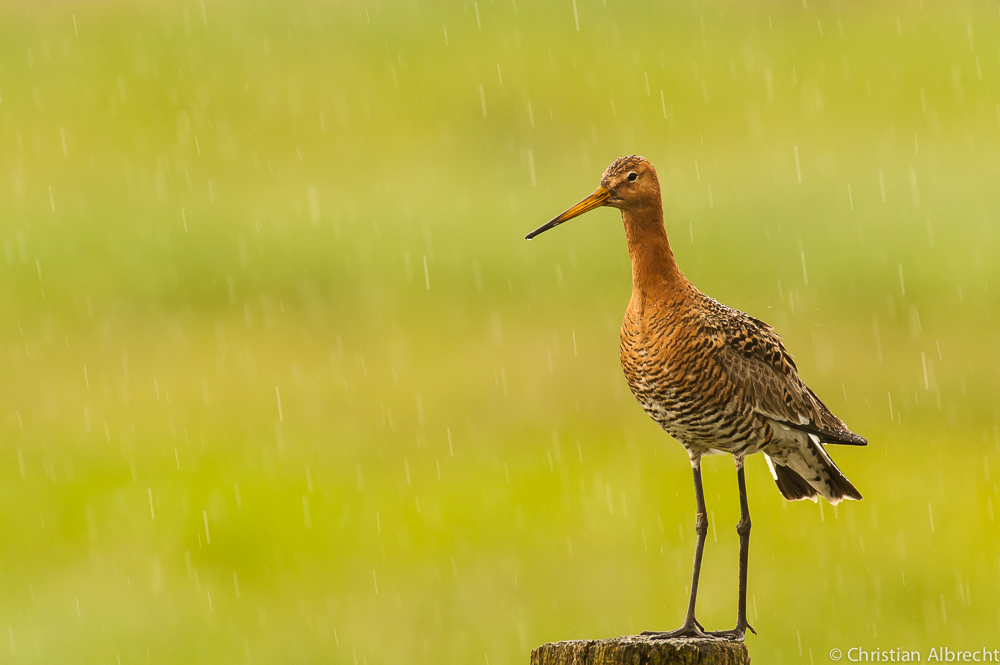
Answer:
[530,636,750,665]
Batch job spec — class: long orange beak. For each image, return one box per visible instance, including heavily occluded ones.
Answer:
[525,187,610,240]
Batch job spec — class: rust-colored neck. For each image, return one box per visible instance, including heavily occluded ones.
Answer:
[621,200,687,305]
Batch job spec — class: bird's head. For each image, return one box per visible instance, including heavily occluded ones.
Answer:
[526,155,660,240]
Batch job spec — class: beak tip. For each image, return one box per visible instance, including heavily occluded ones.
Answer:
[526,186,607,243]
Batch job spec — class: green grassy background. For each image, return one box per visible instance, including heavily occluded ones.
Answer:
[2,0,999,662]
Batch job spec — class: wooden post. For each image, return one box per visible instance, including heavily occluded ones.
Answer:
[531,636,750,665]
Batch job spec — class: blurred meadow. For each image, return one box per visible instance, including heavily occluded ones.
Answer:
[2,0,1000,662]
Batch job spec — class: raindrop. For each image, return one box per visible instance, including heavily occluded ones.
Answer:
[909,307,921,339]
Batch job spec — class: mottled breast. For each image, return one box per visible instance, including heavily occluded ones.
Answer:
[619,294,769,457]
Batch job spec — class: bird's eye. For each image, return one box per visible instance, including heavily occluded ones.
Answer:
[627,172,638,182]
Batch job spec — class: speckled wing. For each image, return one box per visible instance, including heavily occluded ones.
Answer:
[714,309,868,446]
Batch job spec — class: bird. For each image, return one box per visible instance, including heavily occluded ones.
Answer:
[525,155,866,641]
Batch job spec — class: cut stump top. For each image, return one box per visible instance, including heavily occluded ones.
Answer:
[530,636,750,665]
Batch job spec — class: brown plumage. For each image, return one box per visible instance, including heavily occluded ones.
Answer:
[526,155,866,641]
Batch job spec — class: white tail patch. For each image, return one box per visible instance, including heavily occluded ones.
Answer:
[764,454,779,480]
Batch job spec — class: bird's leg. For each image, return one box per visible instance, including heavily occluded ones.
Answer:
[643,457,710,639]
[708,461,757,641]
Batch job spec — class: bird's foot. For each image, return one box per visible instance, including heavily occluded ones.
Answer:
[641,618,708,640]
[707,621,757,642]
